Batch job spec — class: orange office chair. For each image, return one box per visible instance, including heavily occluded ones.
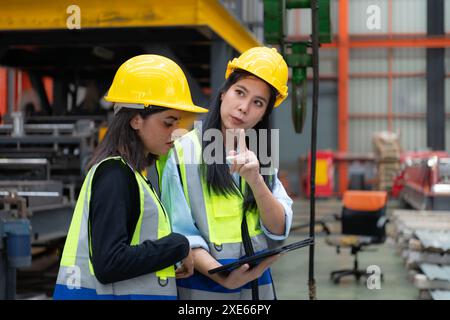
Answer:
[325,190,388,284]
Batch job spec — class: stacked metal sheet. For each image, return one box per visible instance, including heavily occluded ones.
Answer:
[415,230,450,252]
[391,209,450,299]
[415,264,450,300]
[429,290,450,300]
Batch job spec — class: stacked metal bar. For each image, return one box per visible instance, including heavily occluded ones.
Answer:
[391,209,450,300]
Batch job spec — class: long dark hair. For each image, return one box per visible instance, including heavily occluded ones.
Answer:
[202,70,277,212]
[87,107,166,172]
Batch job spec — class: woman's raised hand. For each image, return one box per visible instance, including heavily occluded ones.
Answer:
[228,129,261,186]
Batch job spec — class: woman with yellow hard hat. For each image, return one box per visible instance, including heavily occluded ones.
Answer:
[53,54,208,300]
[161,47,293,300]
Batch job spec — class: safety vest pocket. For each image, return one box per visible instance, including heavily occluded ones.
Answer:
[211,195,241,218]
[208,195,242,244]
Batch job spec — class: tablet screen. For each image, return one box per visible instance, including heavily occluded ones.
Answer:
[208,237,313,275]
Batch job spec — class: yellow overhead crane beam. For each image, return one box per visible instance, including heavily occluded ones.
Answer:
[0,0,261,53]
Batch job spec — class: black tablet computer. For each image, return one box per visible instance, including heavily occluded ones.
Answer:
[208,237,314,275]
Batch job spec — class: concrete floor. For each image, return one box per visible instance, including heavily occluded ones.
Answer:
[270,198,418,300]
[16,198,419,300]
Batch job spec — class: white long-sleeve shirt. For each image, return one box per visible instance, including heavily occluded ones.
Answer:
[161,151,293,251]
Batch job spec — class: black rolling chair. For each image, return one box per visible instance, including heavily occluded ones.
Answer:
[325,190,388,284]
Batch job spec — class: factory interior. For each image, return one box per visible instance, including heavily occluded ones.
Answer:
[0,0,450,301]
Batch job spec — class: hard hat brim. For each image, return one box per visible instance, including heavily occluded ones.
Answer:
[104,96,208,114]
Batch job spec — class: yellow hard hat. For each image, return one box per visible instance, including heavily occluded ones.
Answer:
[225,47,288,107]
[105,55,208,113]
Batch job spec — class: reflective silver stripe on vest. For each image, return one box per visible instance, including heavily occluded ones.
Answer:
[57,264,175,296]
[76,168,96,267]
[178,284,274,300]
[175,132,275,300]
[137,173,159,243]
[174,129,211,242]
[55,157,176,298]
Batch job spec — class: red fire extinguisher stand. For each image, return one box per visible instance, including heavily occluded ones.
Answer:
[307,150,334,197]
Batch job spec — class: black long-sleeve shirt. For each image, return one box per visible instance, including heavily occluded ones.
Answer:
[88,159,189,284]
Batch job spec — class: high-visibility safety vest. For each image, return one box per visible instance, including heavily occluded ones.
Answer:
[53,156,176,300]
[171,129,275,300]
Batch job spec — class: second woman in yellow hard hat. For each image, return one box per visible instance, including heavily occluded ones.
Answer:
[161,47,293,300]
[53,54,208,300]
